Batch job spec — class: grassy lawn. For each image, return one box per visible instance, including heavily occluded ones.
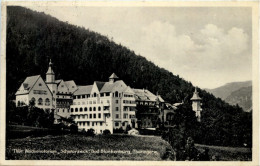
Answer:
[6,134,172,160]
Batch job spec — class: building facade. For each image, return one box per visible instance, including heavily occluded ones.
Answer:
[70,73,137,134]
[15,60,77,118]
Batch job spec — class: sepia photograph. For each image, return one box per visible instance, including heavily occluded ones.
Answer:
[0,1,259,166]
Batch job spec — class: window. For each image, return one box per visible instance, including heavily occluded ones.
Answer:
[17,101,21,106]
[94,114,96,119]
[115,122,119,126]
[45,98,50,106]
[89,107,92,111]
[39,83,42,86]
[116,100,118,104]
[83,122,85,126]
[84,107,87,111]
[71,108,74,112]
[100,122,103,126]
[75,108,78,112]
[93,101,96,104]
[82,115,85,119]
[90,114,92,119]
[63,109,64,113]
[122,122,125,126]
[115,91,119,97]
[80,107,83,112]
[123,114,128,119]
[82,95,85,99]
[61,85,64,87]
[86,115,88,119]
[98,107,101,111]
[116,114,119,119]
[116,107,119,111]
[92,122,94,126]
[98,113,101,118]
[106,93,110,96]
[38,98,43,105]
[93,107,96,111]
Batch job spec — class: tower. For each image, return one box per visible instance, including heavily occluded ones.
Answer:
[46,59,57,112]
[190,87,202,122]
[109,73,119,83]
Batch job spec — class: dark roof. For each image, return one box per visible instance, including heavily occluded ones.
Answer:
[74,85,93,95]
[109,73,119,79]
[95,81,106,91]
[15,75,41,95]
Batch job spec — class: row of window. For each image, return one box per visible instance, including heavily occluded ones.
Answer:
[77,121,103,127]
[123,100,136,104]
[33,90,47,95]
[71,106,104,112]
[73,113,102,119]
[73,100,110,105]
[30,97,50,106]
[73,91,133,99]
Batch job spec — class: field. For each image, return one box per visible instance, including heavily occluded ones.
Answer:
[6,134,172,160]
[195,144,252,161]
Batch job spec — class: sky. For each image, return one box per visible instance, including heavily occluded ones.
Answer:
[26,6,252,89]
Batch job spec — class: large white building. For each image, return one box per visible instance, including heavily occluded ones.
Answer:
[70,73,137,134]
[16,60,202,133]
[15,60,77,118]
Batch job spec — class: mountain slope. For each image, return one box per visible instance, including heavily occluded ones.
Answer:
[225,86,252,112]
[205,81,252,111]
[6,6,252,147]
[205,81,252,100]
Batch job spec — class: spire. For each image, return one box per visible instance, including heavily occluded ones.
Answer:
[46,59,54,75]
[190,87,201,101]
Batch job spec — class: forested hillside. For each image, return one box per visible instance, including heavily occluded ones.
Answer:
[6,6,252,147]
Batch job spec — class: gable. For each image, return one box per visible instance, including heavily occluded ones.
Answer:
[57,80,69,94]
[28,76,52,96]
[91,82,101,95]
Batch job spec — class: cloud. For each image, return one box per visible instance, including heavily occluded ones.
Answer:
[126,21,251,88]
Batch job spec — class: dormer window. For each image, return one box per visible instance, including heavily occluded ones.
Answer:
[39,83,42,86]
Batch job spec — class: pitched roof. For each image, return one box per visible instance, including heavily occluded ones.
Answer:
[109,73,119,79]
[190,88,202,100]
[133,88,164,102]
[94,81,106,91]
[55,79,62,86]
[15,75,41,95]
[100,80,126,93]
[64,80,77,93]
[74,85,93,95]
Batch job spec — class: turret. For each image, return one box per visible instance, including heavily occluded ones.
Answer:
[109,73,119,83]
[46,59,55,83]
[46,59,57,112]
[191,87,202,122]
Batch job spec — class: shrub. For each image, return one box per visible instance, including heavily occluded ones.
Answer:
[86,128,95,137]
[103,129,111,135]
[70,124,78,134]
